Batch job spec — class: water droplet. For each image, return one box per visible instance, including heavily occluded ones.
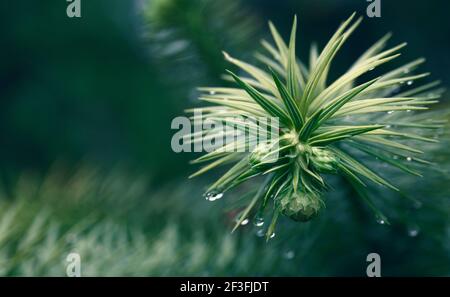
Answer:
[256,229,265,238]
[407,80,414,86]
[393,155,399,160]
[209,90,216,95]
[376,215,386,225]
[269,232,276,239]
[253,216,264,227]
[283,250,295,260]
[387,110,395,114]
[406,157,412,162]
[240,219,249,226]
[386,125,391,129]
[403,69,410,74]
[406,109,411,113]
[408,226,420,237]
[369,67,375,71]
[204,191,223,201]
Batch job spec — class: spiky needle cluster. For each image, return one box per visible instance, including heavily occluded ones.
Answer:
[187,14,445,239]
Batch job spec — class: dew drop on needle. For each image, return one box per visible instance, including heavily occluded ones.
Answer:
[204,191,223,201]
[254,216,264,227]
[376,216,386,225]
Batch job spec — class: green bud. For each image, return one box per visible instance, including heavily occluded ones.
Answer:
[249,142,274,165]
[277,191,323,222]
[296,142,311,155]
[310,147,338,173]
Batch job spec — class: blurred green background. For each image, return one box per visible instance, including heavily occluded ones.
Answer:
[0,0,449,276]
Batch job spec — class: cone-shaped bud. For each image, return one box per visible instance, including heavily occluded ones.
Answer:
[277,190,323,222]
